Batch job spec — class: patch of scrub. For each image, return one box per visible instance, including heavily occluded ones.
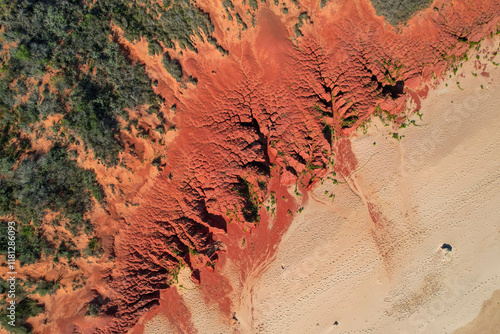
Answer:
[369,0,433,26]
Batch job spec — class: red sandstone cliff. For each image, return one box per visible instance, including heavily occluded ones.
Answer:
[32,0,500,332]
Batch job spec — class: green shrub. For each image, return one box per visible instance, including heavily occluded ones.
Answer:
[369,0,433,26]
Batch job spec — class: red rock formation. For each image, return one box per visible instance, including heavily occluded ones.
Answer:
[57,0,500,332]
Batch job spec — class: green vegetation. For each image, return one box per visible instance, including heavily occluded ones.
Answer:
[223,0,235,11]
[0,1,219,328]
[105,0,215,51]
[234,177,260,223]
[32,279,60,296]
[0,222,86,266]
[306,162,321,171]
[86,237,104,257]
[294,12,310,37]
[320,0,331,9]
[163,52,184,82]
[391,132,404,141]
[0,145,103,228]
[0,0,162,164]
[0,0,219,164]
[86,301,101,317]
[293,184,302,197]
[341,115,358,129]
[236,13,248,31]
[369,0,433,26]
[249,0,259,10]
[265,191,277,215]
[187,246,198,255]
[375,106,398,127]
[0,281,44,333]
[165,262,184,285]
[0,149,99,267]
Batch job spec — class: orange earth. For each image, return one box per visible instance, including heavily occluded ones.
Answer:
[13,0,500,333]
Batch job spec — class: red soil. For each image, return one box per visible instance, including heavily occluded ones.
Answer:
[42,0,500,332]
